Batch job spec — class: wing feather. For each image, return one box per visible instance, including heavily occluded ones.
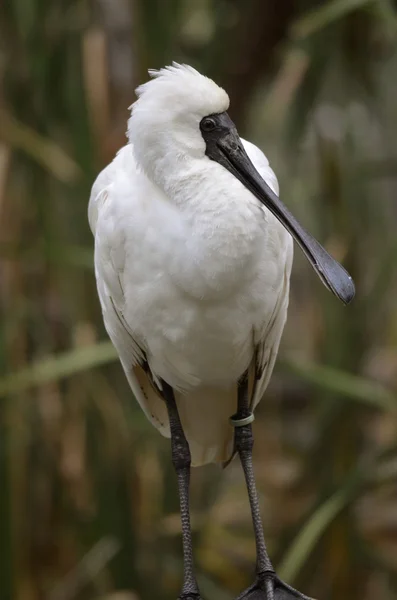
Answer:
[90,148,170,435]
[241,138,293,410]
[251,242,293,410]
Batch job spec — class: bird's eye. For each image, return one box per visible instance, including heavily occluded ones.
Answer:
[201,117,216,132]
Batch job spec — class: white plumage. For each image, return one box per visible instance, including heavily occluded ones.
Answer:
[89,64,293,466]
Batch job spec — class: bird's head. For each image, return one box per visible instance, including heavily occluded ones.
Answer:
[128,63,229,179]
[128,63,355,305]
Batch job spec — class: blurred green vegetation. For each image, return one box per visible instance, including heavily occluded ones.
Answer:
[1,1,397,599]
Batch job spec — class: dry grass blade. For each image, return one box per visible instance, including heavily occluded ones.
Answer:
[290,0,376,40]
[0,143,11,215]
[0,342,117,397]
[82,27,110,157]
[260,48,310,128]
[278,486,355,583]
[0,109,81,183]
[283,357,397,411]
[49,537,121,600]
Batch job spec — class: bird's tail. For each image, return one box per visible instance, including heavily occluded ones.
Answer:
[175,385,237,466]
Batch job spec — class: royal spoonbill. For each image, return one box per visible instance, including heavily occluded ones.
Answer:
[89,63,354,600]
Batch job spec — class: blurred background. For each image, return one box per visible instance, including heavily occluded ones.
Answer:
[1,1,397,599]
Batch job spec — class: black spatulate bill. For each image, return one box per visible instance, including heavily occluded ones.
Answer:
[200,112,355,305]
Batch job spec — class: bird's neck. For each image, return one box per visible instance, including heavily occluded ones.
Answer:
[153,157,268,296]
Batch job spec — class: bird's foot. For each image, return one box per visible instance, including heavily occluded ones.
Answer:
[179,593,203,600]
[236,571,314,600]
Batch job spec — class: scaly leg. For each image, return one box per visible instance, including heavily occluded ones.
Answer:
[162,380,202,600]
[232,371,313,600]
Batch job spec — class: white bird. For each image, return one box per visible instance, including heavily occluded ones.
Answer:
[89,63,354,600]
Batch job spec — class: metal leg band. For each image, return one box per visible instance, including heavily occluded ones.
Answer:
[230,413,255,427]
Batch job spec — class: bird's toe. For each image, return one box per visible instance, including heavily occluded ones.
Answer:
[235,573,315,600]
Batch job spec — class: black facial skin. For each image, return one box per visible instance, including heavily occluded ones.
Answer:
[200,112,355,305]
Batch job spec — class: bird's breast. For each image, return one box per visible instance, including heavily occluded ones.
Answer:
[123,222,289,389]
[119,161,292,389]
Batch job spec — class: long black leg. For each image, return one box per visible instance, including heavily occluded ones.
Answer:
[232,371,313,600]
[233,371,275,592]
[162,380,202,600]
